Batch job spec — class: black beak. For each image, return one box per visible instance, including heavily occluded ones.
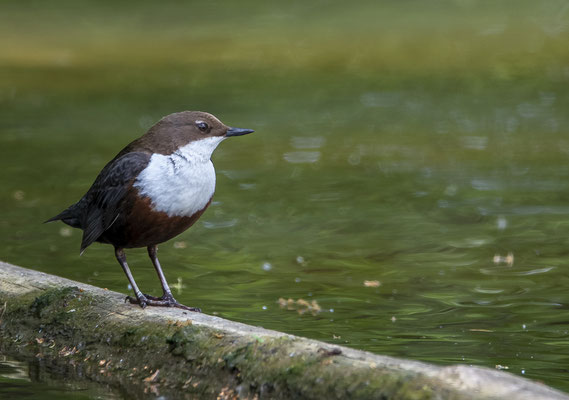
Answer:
[226,127,254,137]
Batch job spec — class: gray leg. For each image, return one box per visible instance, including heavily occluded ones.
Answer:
[146,245,201,313]
[115,247,147,308]
[148,245,174,300]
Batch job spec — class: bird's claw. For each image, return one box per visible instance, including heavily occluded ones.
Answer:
[126,294,200,312]
[126,295,147,309]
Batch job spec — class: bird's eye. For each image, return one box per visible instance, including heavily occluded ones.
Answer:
[196,121,209,132]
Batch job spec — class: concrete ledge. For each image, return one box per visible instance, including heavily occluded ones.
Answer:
[0,261,566,399]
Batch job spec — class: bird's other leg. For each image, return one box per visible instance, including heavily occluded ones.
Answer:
[147,244,174,301]
[146,245,201,312]
[115,247,148,308]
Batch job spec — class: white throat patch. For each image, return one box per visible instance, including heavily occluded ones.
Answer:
[133,136,226,217]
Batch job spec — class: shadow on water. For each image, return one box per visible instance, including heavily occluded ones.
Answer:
[1,0,569,396]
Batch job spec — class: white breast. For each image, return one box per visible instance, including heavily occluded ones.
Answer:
[133,136,226,217]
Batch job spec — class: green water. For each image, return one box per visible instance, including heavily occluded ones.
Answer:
[2,0,569,396]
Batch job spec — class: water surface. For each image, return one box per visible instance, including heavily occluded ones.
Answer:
[1,0,569,396]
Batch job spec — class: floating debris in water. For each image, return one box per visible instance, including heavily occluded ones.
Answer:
[286,298,295,310]
[13,190,24,201]
[278,297,321,315]
[307,300,321,314]
[391,316,397,323]
[495,364,509,370]
[173,241,187,249]
[493,252,514,266]
[277,297,295,310]
[469,329,494,332]
[363,280,381,287]
[296,299,310,308]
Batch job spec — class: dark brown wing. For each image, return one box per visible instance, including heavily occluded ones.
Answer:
[48,152,151,254]
[79,151,152,253]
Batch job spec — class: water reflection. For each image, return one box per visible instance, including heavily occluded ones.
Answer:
[0,355,122,399]
[0,357,30,381]
[283,151,321,164]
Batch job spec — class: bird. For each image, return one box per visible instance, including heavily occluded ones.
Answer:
[46,111,254,312]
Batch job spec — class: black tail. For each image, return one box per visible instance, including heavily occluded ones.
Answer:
[45,206,82,229]
[46,202,99,255]
[44,212,64,224]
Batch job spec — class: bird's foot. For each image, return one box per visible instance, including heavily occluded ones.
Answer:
[125,294,148,309]
[126,293,201,312]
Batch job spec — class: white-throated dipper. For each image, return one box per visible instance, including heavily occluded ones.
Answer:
[47,111,254,312]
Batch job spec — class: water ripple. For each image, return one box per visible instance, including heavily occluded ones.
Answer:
[283,151,321,163]
[479,266,555,276]
[290,136,326,149]
[202,219,238,229]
